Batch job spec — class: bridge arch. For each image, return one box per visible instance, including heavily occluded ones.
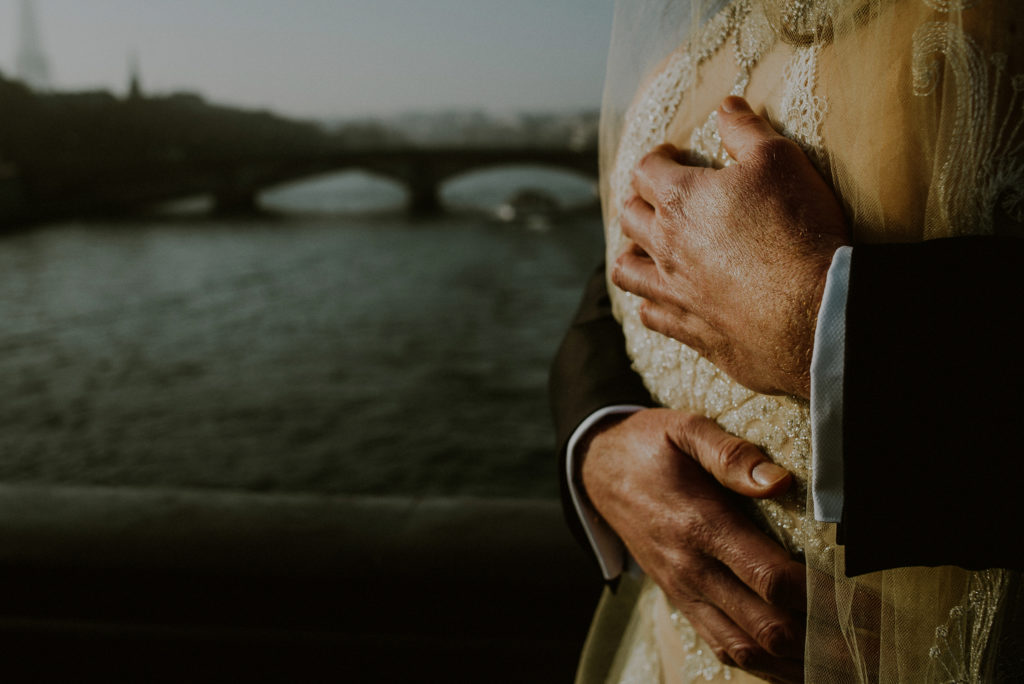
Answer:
[260,169,407,214]
[442,164,597,214]
[293,148,598,215]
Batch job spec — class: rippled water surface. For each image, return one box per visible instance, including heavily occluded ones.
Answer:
[0,171,602,497]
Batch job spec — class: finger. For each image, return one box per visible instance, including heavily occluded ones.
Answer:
[681,600,804,683]
[637,300,709,351]
[669,482,808,611]
[669,412,792,498]
[610,250,661,301]
[714,521,809,612]
[677,599,744,669]
[619,193,655,252]
[698,562,805,660]
[717,96,788,163]
[662,425,808,613]
[631,143,696,206]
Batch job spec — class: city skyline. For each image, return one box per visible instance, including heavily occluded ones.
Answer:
[3,0,615,119]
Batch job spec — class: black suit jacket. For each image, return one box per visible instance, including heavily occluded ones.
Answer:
[549,262,654,561]
[550,237,1024,576]
[839,236,1024,574]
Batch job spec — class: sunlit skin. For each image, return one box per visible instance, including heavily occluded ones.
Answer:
[581,97,853,683]
[611,96,849,399]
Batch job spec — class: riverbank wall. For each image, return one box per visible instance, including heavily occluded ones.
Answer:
[0,486,601,681]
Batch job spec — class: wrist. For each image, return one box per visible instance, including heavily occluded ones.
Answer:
[787,243,841,399]
[578,413,631,503]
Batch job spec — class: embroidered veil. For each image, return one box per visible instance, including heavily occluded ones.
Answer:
[595,0,1024,681]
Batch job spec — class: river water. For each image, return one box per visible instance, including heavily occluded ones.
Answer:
[0,170,603,499]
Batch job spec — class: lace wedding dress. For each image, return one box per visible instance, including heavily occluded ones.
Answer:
[595,0,1024,681]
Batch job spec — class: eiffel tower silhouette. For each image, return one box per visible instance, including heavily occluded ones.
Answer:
[15,0,52,90]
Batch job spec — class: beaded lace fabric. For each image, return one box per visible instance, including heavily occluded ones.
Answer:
[598,0,1024,681]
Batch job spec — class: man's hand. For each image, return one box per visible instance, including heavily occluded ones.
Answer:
[581,408,805,683]
[611,96,849,399]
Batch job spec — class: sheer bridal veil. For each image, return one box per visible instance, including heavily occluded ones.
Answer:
[598,0,1024,681]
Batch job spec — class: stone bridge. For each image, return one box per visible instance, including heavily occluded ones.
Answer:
[24,146,599,219]
[244,146,601,214]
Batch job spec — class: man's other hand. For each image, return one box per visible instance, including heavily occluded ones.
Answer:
[581,408,805,683]
[611,96,849,399]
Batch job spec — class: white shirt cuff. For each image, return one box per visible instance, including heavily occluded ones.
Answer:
[810,245,852,523]
[565,405,646,580]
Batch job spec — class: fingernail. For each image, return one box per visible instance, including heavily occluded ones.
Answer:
[752,462,788,487]
[721,96,747,114]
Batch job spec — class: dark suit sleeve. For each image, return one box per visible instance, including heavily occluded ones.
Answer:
[839,236,1024,575]
[549,262,654,564]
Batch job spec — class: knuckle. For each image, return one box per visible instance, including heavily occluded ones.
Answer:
[641,143,675,164]
[753,136,801,170]
[609,258,626,287]
[728,643,763,670]
[680,515,719,552]
[667,589,695,612]
[655,180,687,214]
[751,561,788,605]
[688,412,716,431]
[660,250,680,276]
[677,413,713,452]
[638,301,656,326]
[752,560,799,606]
[664,580,696,608]
[678,411,716,448]
[754,618,793,656]
[624,194,645,215]
[711,645,735,666]
[675,409,702,435]
[636,150,658,174]
[662,558,705,603]
[665,547,699,577]
[716,437,751,472]
[733,111,766,132]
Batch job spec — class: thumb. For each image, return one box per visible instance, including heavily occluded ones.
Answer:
[717,96,785,163]
[670,413,792,498]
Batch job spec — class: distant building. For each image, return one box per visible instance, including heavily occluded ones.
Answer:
[15,0,52,91]
[128,52,143,100]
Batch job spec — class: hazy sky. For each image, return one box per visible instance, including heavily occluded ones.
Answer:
[4,0,615,119]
